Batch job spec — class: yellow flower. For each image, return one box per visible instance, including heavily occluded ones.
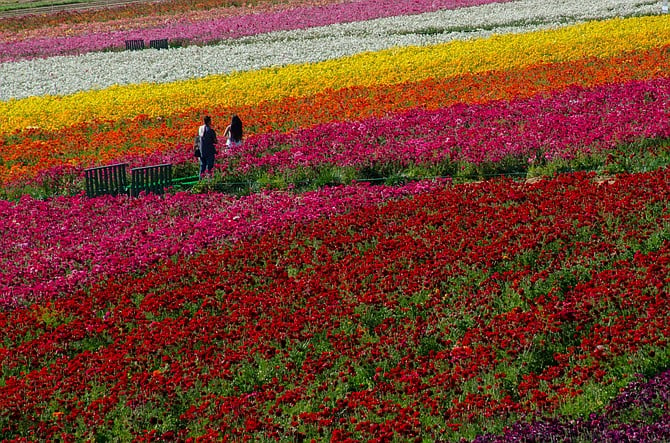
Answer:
[2,14,669,136]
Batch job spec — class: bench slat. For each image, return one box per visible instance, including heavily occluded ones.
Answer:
[83,163,128,198]
[149,39,169,49]
[125,39,145,50]
[130,163,172,197]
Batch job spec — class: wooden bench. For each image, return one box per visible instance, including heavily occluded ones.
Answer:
[149,39,169,50]
[83,163,129,198]
[125,39,145,50]
[130,164,173,197]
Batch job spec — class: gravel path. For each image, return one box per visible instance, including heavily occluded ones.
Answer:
[0,0,148,18]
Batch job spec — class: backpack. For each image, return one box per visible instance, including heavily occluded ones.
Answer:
[193,135,201,157]
[201,126,216,146]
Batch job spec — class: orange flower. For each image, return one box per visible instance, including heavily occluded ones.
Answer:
[2,45,669,186]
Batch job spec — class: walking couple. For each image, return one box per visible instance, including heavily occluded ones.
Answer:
[195,114,243,178]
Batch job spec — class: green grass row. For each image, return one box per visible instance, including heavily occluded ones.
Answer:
[3,135,668,201]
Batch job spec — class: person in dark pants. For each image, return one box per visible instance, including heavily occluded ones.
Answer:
[198,115,218,178]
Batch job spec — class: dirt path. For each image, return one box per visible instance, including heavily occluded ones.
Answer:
[0,0,146,18]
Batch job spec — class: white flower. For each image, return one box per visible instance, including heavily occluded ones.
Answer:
[0,0,659,101]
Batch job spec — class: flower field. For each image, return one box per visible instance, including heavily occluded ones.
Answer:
[1,0,669,440]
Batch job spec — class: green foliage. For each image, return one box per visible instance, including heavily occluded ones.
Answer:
[0,0,87,13]
[4,136,670,200]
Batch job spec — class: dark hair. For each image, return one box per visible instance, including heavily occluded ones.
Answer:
[203,115,212,126]
[230,115,243,142]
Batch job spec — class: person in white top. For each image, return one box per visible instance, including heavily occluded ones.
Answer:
[223,114,244,149]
